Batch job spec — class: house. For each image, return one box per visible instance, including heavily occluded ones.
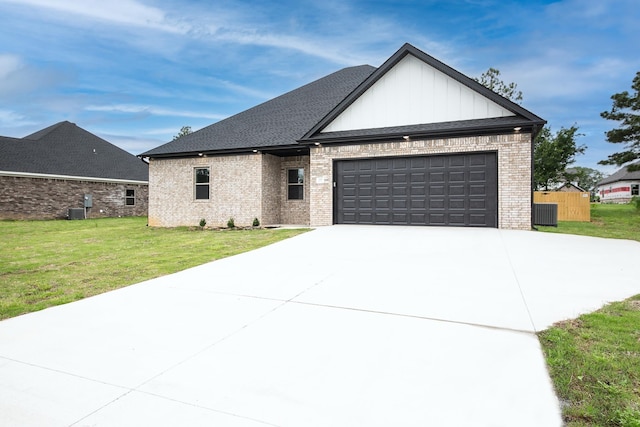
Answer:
[557,182,587,193]
[596,162,640,203]
[0,121,149,220]
[142,43,545,229]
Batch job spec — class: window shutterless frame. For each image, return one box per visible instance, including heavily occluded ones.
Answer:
[125,189,135,206]
[195,167,210,200]
[287,168,304,200]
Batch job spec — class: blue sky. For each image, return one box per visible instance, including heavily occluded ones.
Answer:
[1,0,638,174]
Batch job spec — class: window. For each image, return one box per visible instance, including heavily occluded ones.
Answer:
[195,168,210,200]
[125,189,135,206]
[632,184,639,196]
[287,168,304,200]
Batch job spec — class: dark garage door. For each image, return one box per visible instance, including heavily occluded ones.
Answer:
[335,152,497,227]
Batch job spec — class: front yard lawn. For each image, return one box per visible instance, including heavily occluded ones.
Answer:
[538,203,640,426]
[0,217,307,320]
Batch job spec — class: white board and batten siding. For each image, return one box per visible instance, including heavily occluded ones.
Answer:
[322,54,515,133]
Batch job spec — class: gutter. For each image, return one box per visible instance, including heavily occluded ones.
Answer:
[0,170,148,185]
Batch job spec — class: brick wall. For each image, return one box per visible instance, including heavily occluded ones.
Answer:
[261,154,281,225]
[309,133,532,230]
[148,154,264,227]
[280,156,310,225]
[0,175,148,220]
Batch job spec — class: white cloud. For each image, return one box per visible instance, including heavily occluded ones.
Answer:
[85,104,227,120]
[0,54,22,79]
[0,109,37,128]
[0,0,189,33]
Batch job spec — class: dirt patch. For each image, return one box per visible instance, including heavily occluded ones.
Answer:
[627,300,640,311]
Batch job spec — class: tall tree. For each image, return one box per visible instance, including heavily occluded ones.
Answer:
[173,126,192,141]
[534,126,585,190]
[474,67,523,103]
[564,166,605,194]
[600,71,640,171]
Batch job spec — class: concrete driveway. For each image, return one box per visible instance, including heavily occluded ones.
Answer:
[1,226,639,426]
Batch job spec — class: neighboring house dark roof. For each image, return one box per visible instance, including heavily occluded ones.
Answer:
[142,43,545,158]
[597,162,640,186]
[0,121,148,182]
[142,65,377,157]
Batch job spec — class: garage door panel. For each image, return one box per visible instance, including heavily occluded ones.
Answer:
[469,171,486,181]
[469,184,487,195]
[335,152,497,227]
[430,185,445,195]
[358,174,372,184]
[449,199,465,210]
[429,213,445,224]
[449,185,465,196]
[449,214,465,224]
[449,171,465,182]
[359,187,372,197]
[430,172,445,182]
[449,156,465,167]
[429,157,446,168]
[469,199,486,210]
[469,154,488,166]
[429,198,445,209]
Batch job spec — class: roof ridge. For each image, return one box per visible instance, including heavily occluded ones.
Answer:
[23,121,74,140]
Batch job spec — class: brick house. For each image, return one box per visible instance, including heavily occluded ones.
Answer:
[0,121,148,220]
[142,43,545,229]
[596,162,640,203]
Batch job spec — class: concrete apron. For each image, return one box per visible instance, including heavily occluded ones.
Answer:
[1,226,639,426]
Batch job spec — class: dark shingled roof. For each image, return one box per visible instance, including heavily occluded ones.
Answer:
[598,162,640,186]
[142,43,545,158]
[0,121,148,181]
[141,65,377,157]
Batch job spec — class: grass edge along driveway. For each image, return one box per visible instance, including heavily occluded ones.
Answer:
[538,203,640,426]
[0,216,308,320]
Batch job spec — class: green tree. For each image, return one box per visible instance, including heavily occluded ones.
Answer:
[600,71,640,171]
[172,126,192,141]
[474,67,523,103]
[534,126,585,190]
[565,166,605,194]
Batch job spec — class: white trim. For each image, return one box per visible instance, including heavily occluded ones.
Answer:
[0,170,148,185]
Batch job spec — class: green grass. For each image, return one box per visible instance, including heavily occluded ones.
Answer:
[537,203,640,426]
[539,298,640,426]
[0,217,308,320]
[537,203,640,242]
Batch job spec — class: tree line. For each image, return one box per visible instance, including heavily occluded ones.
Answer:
[475,68,640,193]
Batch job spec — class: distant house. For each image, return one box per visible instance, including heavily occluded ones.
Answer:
[142,43,545,230]
[596,162,640,203]
[557,182,587,193]
[0,121,148,220]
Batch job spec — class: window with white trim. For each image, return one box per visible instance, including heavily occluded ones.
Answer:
[195,168,210,200]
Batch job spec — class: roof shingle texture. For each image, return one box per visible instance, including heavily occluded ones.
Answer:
[598,162,640,185]
[142,65,377,156]
[0,121,148,181]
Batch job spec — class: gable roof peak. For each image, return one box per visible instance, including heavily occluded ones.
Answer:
[23,120,75,140]
[301,42,545,142]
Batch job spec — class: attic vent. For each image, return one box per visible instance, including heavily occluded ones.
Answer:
[533,203,558,227]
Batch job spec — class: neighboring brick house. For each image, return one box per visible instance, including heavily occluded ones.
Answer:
[0,121,149,220]
[142,43,545,229]
[596,162,640,203]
